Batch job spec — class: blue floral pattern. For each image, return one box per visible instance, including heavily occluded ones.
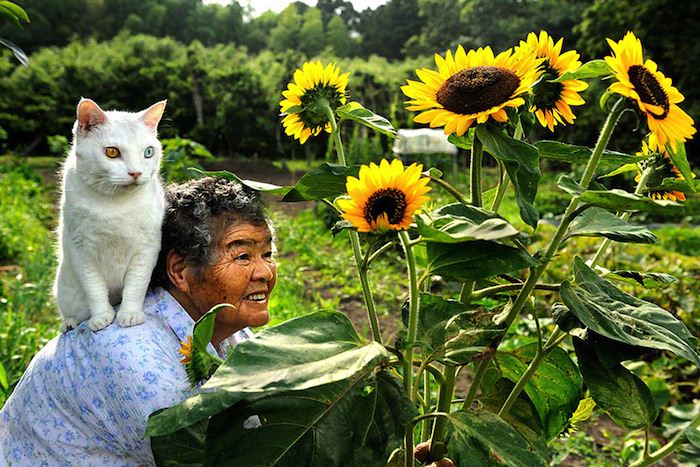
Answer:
[0,288,253,466]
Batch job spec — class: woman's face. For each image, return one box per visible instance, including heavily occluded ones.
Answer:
[184,221,276,339]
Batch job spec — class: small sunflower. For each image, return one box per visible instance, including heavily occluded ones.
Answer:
[178,335,193,364]
[280,61,349,144]
[401,45,540,136]
[605,32,696,151]
[337,159,431,233]
[636,142,692,202]
[518,31,588,131]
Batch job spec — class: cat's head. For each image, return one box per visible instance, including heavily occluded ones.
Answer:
[72,98,167,194]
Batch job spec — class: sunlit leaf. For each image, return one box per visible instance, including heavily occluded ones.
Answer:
[667,143,696,192]
[416,203,519,243]
[337,101,397,138]
[567,207,657,243]
[536,141,639,165]
[551,59,612,82]
[579,189,686,215]
[603,270,677,289]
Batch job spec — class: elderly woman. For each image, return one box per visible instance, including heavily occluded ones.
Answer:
[0,177,276,466]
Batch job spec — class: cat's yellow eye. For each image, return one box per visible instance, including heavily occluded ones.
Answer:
[105,147,120,159]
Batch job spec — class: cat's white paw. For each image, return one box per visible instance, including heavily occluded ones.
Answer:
[61,317,80,333]
[88,309,115,332]
[116,309,145,327]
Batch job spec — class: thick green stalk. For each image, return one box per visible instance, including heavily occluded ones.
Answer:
[326,105,382,343]
[590,164,654,268]
[491,162,510,212]
[428,365,457,461]
[462,359,489,410]
[467,97,627,403]
[470,135,484,206]
[399,230,419,397]
[630,412,700,467]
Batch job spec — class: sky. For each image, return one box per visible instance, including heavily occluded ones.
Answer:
[204,0,389,17]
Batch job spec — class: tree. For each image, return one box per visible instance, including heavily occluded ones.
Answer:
[299,7,324,57]
[357,0,422,60]
[402,0,466,57]
[269,4,302,53]
[326,15,352,57]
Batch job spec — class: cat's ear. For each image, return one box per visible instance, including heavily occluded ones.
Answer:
[140,100,167,131]
[77,98,107,133]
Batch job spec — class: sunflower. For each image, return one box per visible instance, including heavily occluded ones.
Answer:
[636,142,691,202]
[337,159,431,233]
[518,31,588,131]
[178,335,193,364]
[401,45,540,136]
[605,32,696,151]
[280,61,349,144]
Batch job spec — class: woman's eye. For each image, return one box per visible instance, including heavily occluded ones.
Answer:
[105,147,120,158]
[235,253,250,261]
[144,146,154,158]
[264,251,274,261]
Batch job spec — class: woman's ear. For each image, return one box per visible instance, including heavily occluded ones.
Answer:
[166,250,190,294]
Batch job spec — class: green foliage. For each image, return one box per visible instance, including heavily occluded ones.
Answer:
[160,137,214,183]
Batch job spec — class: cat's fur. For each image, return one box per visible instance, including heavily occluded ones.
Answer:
[54,98,166,332]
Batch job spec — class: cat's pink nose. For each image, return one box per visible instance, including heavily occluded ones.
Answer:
[128,171,142,180]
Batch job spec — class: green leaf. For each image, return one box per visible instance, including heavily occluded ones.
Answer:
[556,174,583,197]
[567,207,657,243]
[536,141,639,165]
[150,419,207,467]
[447,130,474,150]
[654,177,700,194]
[604,270,677,289]
[579,189,686,215]
[550,59,612,82]
[601,163,640,178]
[202,370,414,467]
[481,379,545,442]
[425,240,538,282]
[573,337,657,429]
[476,124,540,228]
[194,163,362,202]
[0,360,7,391]
[147,311,391,436]
[667,143,696,192]
[337,101,397,138]
[415,203,519,243]
[446,410,549,467]
[560,257,700,367]
[0,38,28,66]
[686,424,700,449]
[662,403,700,463]
[496,343,583,440]
[0,1,29,27]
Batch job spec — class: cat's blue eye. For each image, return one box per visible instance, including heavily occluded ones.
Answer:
[144,146,154,158]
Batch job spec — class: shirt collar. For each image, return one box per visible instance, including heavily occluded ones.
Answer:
[148,287,253,358]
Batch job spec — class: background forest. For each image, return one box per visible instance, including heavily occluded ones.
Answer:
[1,1,699,464]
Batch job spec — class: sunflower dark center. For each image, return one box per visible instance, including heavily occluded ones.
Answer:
[299,84,344,129]
[628,64,669,119]
[363,188,407,225]
[532,61,564,110]
[435,66,521,115]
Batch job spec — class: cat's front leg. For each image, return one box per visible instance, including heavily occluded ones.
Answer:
[116,251,158,327]
[72,259,115,331]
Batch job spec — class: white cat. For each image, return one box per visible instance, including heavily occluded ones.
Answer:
[54,98,166,332]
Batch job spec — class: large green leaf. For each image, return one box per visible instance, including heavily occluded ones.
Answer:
[560,257,700,367]
[201,370,413,467]
[604,270,677,289]
[447,130,474,150]
[556,174,584,197]
[337,101,397,138]
[425,240,538,282]
[147,311,391,436]
[0,37,27,66]
[476,124,540,228]
[400,293,506,365]
[654,177,700,194]
[573,337,657,429]
[579,189,686,215]
[496,343,583,440]
[0,360,7,391]
[667,143,696,192]
[446,410,548,467]
[551,59,612,82]
[536,140,638,165]
[566,207,657,243]
[481,379,545,443]
[151,420,207,467]
[415,203,519,243]
[194,163,361,201]
[0,1,29,27]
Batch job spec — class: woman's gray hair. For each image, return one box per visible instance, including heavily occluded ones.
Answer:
[151,177,271,287]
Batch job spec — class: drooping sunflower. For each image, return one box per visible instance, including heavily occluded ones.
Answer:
[605,32,696,151]
[338,159,431,233]
[178,335,193,364]
[636,141,692,202]
[518,31,588,131]
[280,61,349,144]
[401,45,540,136]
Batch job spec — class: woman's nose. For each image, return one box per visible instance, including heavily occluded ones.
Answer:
[252,257,275,281]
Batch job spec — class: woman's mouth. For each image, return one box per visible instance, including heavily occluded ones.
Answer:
[244,292,267,302]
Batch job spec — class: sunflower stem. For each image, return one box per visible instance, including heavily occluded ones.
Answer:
[491,161,510,212]
[590,163,653,268]
[428,365,457,462]
[630,411,700,467]
[470,135,484,207]
[326,104,383,344]
[399,230,419,399]
[466,97,627,406]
